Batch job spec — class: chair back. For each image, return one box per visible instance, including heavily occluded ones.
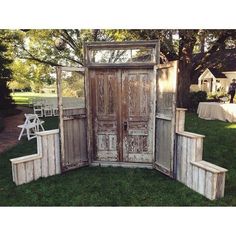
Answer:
[24,114,40,125]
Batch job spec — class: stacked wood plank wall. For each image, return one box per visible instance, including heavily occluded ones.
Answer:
[10,108,228,200]
[61,108,88,171]
[10,129,61,186]
[175,109,228,200]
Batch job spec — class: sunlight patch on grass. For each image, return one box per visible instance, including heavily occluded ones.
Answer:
[11,92,57,105]
[11,92,57,97]
[226,124,236,129]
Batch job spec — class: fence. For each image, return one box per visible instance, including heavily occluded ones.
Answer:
[10,129,61,185]
[32,97,85,117]
[175,109,228,200]
[10,109,228,200]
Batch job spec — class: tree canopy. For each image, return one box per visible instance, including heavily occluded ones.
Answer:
[0,31,15,112]
[2,29,236,107]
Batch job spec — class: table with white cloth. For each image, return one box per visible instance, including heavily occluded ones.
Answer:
[197,102,236,122]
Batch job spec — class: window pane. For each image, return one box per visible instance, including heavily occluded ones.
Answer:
[61,71,85,108]
[89,48,154,64]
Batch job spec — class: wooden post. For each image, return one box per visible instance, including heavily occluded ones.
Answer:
[56,67,65,170]
[155,40,160,64]
[84,43,92,164]
[176,108,187,132]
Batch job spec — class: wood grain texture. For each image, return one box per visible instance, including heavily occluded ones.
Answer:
[175,109,186,132]
[181,136,188,184]
[90,69,119,162]
[41,135,49,177]
[17,163,26,185]
[216,173,225,199]
[12,164,17,183]
[176,135,182,181]
[85,40,159,48]
[56,66,65,171]
[192,165,199,192]
[37,136,42,155]
[10,154,41,164]
[155,61,178,177]
[198,167,206,195]
[88,68,155,164]
[25,161,34,183]
[10,131,61,185]
[205,171,214,200]
[122,69,154,163]
[61,107,88,171]
[186,138,193,188]
[33,158,42,180]
[176,130,227,200]
[54,132,61,174]
[189,161,227,200]
[48,134,56,176]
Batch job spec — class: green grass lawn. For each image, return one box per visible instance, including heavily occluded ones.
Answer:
[11,92,57,105]
[0,113,235,206]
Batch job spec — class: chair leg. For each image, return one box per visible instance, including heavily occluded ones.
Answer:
[26,128,30,140]
[40,123,45,131]
[35,124,39,132]
[28,127,37,140]
[18,128,25,140]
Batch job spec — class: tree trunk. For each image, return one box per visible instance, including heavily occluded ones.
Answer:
[177,30,198,108]
[177,61,192,108]
[200,35,205,53]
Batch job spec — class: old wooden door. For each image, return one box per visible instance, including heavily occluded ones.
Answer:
[154,61,178,177]
[122,69,155,163]
[57,67,88,172]
[89,69,120,162]
[90,68,155,163]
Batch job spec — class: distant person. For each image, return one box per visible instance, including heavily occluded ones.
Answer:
[228,79,236,103]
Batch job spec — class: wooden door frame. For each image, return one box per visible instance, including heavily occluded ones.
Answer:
[56,66,86,170]
[85,67,157,163]
[84,40,160,164]
[154,61,178,177]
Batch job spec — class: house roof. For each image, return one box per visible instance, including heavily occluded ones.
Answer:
[191,48,236,83]
[208,68,227,79]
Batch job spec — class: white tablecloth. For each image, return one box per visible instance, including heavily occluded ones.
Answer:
[197,102,236,122]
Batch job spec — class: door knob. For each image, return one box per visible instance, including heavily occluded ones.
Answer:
[123,121,128,131]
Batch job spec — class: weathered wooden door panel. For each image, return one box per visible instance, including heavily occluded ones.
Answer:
[62,109,88,171]
[90,69,120,161]
[90,68,155,163]
[122,69,155,163]
[56,67,88,172]
[155,61,178,177]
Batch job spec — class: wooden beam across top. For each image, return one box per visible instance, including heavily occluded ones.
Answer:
[60,67,85,72]
[85,40,160,49]
[84,40,160,67]
[86,63,156,69]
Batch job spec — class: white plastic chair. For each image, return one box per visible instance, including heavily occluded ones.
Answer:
[33,100,44,117]
[17,114,45,140]
[44,103,53,117]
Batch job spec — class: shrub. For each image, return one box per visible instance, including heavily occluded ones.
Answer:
[188,91,207,112]
[207,91,229,102]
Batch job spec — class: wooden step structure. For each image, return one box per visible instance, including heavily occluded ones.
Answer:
[10,109,228,200]
[175,109,228,200]
[190,161,227,200]
[10,129,61,185]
